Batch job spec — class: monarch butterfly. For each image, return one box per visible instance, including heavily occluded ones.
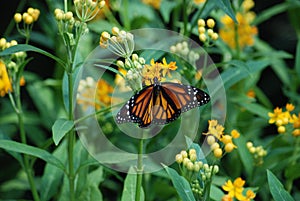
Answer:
[116,77,210,128]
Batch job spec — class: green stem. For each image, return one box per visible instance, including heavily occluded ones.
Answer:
[234,22,241,59]
[67,72,75,201]
[15,85,40,201]
[286,137,300,192]
[183,0,188,36]
[188,0,208,37]
[135,138,144,201]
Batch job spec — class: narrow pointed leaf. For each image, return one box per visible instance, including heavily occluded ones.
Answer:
[52,118,74,146]
[0,44,65,68]
[267,170,295,201]
[0,140,65,171]
[163,165,196,201]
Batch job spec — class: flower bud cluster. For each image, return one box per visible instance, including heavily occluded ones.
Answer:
[100,27,134,58]
[246,141,267,165]
[176,149,219,176]
[74,0,106,22]
[175,148,219,199]
[14,7,40,25]
[204,120,239,158]
[116,54,145,91]
[55,9,88,34]
[0,38,27,72]
[170,41,200,67]
[197,18,219,45]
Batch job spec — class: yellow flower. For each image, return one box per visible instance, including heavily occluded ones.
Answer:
[286,103,295,112]
[243,189,256,201]
[219,0,258,49]
[194,0,206,4]
[77,77,113,111]
[222,194,233,201]
[231,129,240,138]
[142,0,161,9]
[292,113,300,128]
[203,119,224,139]
[246,89,255,98]
[242,0,255,11]
[268,107,283,124]
[0,61,13,97]
[293,129,300,137]
[222,177,245,200]
[142,58,177,86]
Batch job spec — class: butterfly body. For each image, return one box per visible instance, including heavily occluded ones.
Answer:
[116,78,210,128]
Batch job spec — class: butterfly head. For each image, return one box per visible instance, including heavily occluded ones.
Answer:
[153,77,160,86]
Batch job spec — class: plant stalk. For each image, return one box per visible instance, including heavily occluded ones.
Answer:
[67,71,75,201]
[15,86,40,201]
[135,138,144,201]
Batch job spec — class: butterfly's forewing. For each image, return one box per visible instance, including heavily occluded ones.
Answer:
[116,85,154,127]
[161,82,210,112]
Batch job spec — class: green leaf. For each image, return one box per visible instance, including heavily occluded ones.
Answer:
[267,170,295,201]
[285,163,300,181]
[235,135,253,177]
[209,60,269,94]
[217,0,237,23]
[0,140,65,171]
[254,39,291,86]
[40,141,67,201]
[185,136,207,163]
[78,166,104,201]
[238,102,270,119]
[88,20,115,34]
[95,152,138,164]
[160,0,179,23]
[52,119,74,146]
[254,2,290,25]
[27,81,59,128]
[210,184,224,201]
[121,167,145,201]
[295,39,300,77]
[0,133,24,169]
[163,165,196,201]
[0,44,65,68]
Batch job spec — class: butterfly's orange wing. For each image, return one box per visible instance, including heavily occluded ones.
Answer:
[116,82,210,128]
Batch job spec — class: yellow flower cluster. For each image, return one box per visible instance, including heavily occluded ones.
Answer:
[175,149,219,197]
[100,27,134,58]
[77,77,113,111]
[203,120,240,158]
[268,103,300,136]
[14,7,40,25]
[222,177,256,201]
[74,0,106,22]
[193,0,206,4]
[219,0,257,49]
[142,58,177,86]
[0,61,13,97]
[0,60,25,97]
[246,141,267,166]
[0,38,26,97]
[198,18,219,44]
[142,0,161,9]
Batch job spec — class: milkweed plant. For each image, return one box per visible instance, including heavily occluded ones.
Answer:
[0,0,299,201]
